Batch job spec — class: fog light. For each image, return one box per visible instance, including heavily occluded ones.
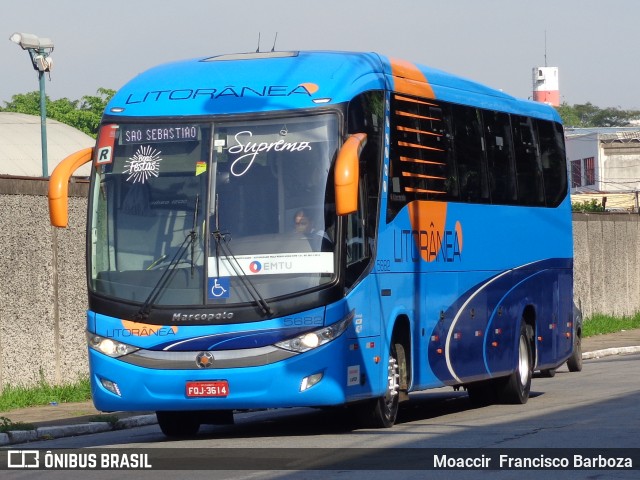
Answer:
[100,378,122,396]
[300,372,323,391]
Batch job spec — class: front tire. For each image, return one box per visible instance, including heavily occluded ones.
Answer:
[351,343,402,428]
[156,411,201,438]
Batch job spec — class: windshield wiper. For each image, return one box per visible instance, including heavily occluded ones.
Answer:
[211,194,273,316]
[211,231,274,317]
[136,195,199,321]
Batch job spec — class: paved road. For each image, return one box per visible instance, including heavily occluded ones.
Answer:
[3,354,639,479]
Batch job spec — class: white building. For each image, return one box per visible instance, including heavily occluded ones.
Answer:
[566,127,640,212]
[0,112,93,178]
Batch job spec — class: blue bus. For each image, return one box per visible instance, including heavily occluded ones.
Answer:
[49,51,574,436]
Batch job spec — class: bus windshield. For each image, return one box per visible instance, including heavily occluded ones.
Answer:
[89,112,340,307]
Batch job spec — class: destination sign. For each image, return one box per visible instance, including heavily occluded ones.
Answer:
[121,125,200,144]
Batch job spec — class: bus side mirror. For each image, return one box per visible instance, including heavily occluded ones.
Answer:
[49,148,94,227]
[334,133,367,216]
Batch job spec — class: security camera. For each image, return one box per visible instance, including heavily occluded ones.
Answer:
[34,54,53,72]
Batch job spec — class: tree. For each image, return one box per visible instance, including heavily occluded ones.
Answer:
[0,88,115,137]
[572,199,605,213]
[556,102,640,128]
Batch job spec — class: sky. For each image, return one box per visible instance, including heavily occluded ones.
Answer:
[2,0,639,109]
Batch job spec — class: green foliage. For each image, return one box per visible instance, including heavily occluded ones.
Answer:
[0,416,35,432]
[572,198,605,213]
[556,102,640,128]
[584,313,640,337]
[0,87,115,138]
[0,376,91,411]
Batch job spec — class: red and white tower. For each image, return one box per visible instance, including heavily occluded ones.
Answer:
[532,66,560,106]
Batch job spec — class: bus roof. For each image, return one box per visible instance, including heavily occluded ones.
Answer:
[105,50,560,123]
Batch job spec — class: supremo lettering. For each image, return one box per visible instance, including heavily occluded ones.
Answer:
[122,126,198,144]
[228,130,312,176]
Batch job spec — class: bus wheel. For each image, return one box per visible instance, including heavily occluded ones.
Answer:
[156,411,201,438]
[352,343,401,428]
[497,322,533,404]
[467,380,498,407]
[567,332,583,372]
[540,368,556,378]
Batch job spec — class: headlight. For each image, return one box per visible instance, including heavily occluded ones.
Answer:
[275,310,354,353]
[87,333,139,358]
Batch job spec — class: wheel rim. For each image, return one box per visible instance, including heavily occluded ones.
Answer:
[383,356,400,419]
[517,335,530,386]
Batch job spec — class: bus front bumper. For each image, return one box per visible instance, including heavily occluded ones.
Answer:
[88,334,377,412]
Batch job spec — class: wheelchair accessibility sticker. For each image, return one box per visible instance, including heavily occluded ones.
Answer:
[208,277,230,299]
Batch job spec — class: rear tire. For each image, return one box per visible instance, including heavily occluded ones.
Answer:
[156,411,201,438]
[567,331,583,372]
[497,322,533,404]
[467,379,498,407]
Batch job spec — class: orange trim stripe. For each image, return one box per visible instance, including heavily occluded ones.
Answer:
[400,156,446,166]
[401,172,446,180]
[395,110,440,122]
[390,58,436,99]
[404,187,446,194]
[397,141,444,152]
[396,126,441,137]
[394,95,439,107]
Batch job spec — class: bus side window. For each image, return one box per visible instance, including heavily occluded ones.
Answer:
[346,184,367,266]
[451,105,489,203]
[512,115,544,206]
[536,119,568,207]
[483,111,517,204]
[345,90,383,287]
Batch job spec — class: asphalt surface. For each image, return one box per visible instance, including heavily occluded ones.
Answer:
[1,329,639,446]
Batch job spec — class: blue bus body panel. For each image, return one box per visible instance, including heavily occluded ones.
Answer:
[373,195,574,386]
[87,299,390,411]
[106,50,561,123]
[106,51,387,117]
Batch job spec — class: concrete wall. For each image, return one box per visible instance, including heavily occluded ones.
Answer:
[572,213,640,318]
[0,181,639,390]
[0,178,88,391]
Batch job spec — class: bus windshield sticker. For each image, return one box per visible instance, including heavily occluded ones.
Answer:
[208,277,230,299]
[123,145,162,184]
[95,124,118,166]
[120,125,200,145]
[228,130,312,177]
[207,252,334,276]
[195,161,207,176]
[347,365,360,387]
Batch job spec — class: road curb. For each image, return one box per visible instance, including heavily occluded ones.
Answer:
[582,345,640,360]
[0,415,158,446]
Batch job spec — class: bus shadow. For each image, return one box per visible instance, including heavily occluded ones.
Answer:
[194,388,480,439]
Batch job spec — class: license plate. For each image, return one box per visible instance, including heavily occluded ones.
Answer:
[186,380,229,398]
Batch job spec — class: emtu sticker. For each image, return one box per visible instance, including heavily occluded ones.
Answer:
[347,365,360,386]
